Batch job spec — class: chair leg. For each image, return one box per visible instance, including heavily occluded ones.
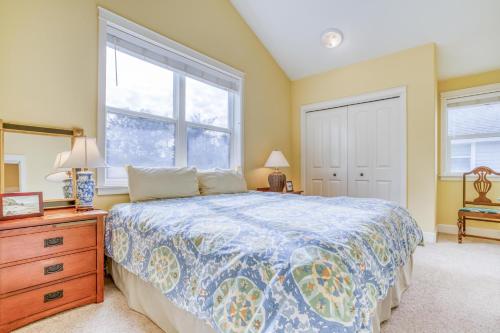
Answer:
[457,217,464,243]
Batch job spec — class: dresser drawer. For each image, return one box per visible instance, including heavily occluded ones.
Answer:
[0,274,96,325]
[0,223,96,265]
[0,250,96,294]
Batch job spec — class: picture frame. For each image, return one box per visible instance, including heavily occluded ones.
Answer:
[286,180,294,192]
[0,192,44,221]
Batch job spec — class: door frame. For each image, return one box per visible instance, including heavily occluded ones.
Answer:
[300,86,407,207]
[4,154,27,192]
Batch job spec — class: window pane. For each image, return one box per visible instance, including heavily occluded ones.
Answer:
[185,77,229,128]
[447,102,500,137]
[187,127,229,169]
[106,111,175,179]
[450,158,471,173]
[106,46,174,118]
[450,142,471,158]
[476,140,500,170]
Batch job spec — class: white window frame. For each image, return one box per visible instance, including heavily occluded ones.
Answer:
[440,83,500,180]
[97,8,245,195]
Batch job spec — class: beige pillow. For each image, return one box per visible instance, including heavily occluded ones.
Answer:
[127,166,199,202]
[197,169,248,195]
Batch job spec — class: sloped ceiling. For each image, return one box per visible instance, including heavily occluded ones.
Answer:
[231,0,500,80]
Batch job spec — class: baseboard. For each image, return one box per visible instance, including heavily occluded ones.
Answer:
[422,231,437,244]
[437,224,500,239]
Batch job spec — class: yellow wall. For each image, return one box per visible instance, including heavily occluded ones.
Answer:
[437,69,500,230]
[0,0,292,209]
[291,44,438,233]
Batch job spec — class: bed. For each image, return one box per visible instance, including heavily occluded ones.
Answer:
[105,191,423,333]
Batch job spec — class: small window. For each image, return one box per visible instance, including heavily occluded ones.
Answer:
[441,85,500,177]
[97,9,243,191]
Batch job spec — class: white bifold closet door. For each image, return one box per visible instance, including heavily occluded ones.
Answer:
[305,107,348,197]
[305,98,403,205]
[347,98,402,203]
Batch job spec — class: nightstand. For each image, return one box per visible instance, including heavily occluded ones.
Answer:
[0,208,107,332]
[256,187,303,195]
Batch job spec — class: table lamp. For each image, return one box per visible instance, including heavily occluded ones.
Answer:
[62,137,106,210]
[264,150,290,192]
[45,151,73,198]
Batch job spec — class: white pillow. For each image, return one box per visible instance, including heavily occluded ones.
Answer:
[127,166,199,202]
[197,169,248,195]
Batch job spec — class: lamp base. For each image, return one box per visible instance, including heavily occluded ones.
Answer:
[62,178,73,199]
[268,171,286,192]
[76,171,95,211]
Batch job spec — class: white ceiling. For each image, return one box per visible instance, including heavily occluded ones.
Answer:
[231,0,500,80]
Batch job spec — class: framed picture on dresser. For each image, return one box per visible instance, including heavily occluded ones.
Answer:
[0,192,43,220]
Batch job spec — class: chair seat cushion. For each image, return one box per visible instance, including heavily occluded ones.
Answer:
[459,207,500,214]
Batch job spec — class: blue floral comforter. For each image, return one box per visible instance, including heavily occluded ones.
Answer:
[105,192,422,333]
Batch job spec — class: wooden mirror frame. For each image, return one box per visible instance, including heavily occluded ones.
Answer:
[0,120,84,209]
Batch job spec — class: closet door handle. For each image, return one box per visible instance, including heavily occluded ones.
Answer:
[333,173,337,177]
[360,173,364,177]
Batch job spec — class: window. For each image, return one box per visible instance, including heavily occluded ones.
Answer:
[185,77,232,169]
[97,9,243,192]
[441,84,500,177]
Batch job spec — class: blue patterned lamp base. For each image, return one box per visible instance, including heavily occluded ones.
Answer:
[62,178,73,199]
[76,171,95,210]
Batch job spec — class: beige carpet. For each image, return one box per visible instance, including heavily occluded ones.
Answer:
[14,234,500,333]
[381,234,500,333]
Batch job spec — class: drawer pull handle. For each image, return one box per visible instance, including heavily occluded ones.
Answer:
[44,237,63,248]
[44,263,64,275]
[44,290,63,303]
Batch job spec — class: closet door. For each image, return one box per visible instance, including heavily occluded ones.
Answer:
[347,98,402,203]
[305,107,348,196]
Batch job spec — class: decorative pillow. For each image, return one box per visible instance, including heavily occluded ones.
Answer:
[127,166,199,202]
[197,169,248,195]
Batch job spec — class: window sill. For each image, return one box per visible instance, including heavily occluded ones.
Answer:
[97,186,129,195]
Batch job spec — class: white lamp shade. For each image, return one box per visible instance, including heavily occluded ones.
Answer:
[45,171,71,182]
[45,151,72,182]
[264,150,290,168]
[52,151,71,170]
[61,137,106,168]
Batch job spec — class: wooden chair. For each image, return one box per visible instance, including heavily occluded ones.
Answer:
[457,166,500,243]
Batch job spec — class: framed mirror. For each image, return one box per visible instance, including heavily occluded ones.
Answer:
[0,120,83,209]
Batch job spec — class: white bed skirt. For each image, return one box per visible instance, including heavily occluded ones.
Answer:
[111,257,412,333]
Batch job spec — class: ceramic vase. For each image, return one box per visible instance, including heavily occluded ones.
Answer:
[76,171,94,209]
[62,178,73,199]
[268,171,286,192]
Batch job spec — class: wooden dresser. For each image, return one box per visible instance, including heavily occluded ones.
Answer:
[0,209,107,332]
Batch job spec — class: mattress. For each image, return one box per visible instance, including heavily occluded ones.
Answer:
[105,192,423,333]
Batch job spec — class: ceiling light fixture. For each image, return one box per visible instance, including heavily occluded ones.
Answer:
[321,29,343,48]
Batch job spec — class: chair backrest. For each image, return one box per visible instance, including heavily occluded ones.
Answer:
[463,166,500,207]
